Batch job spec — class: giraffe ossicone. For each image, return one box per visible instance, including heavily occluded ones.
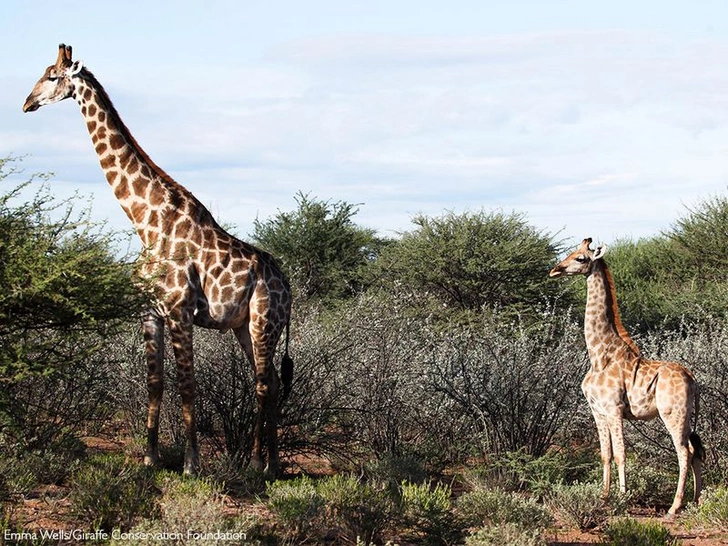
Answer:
[550,237,703,517]
[23,43,293,476]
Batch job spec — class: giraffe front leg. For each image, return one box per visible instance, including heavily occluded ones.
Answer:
[608,417,627,494]
[593,417,613,497]
[168,319,199,475]
[142,312,164,468]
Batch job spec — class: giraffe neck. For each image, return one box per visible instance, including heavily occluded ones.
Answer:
[584,260,640,368]
[71,69,196,249]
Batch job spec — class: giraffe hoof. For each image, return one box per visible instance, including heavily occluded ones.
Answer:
[143,454,159,467]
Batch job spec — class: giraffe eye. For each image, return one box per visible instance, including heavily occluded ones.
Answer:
[575,255,588,263]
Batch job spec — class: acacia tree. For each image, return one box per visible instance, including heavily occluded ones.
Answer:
[600,195,728,332]
[251,192,390,302]
[0,157,147,449]
[373,210,570,320]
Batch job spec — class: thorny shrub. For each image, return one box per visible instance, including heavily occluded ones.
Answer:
[547,481,629,531]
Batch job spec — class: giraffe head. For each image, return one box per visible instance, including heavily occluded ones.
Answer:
[549,237,606,278]
[23,43,84,113]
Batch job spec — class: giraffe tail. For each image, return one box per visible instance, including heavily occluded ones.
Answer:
[690,432,705,462]
[280,321,293,403]
[689,382,705,462]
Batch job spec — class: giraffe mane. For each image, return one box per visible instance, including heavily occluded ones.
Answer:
[599,260,641,357]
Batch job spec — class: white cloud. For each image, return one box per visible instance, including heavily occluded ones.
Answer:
[5,28,728,248]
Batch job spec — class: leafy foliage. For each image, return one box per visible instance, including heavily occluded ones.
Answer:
[374,210,569,320]
[0,157,148,450]
[603,518,677,546]
[251,192,389,301]
[266,475,325,541]
[684,485,728,528]
[318,474,396,544]
[601,237,724,332]
[266,474,398,544]
[399,481,457,545]
[547,481,629,531]
[465,523,545,546]
[119,472,260,545]
[71,454,158,531]
[671,194,728,277]
[457,486,552,532]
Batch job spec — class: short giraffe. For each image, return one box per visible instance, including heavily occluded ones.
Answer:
[23,44,293,476]
[550,238,702,516]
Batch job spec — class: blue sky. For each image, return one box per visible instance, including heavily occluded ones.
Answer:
[2,1,728,249]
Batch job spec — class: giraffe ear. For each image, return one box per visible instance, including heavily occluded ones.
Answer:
[593,244,607,260]
[67,60,84,76]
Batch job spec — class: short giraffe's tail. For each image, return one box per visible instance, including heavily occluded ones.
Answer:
[690,432,705,462]
[280,321,293,403]
[690,384,705,462]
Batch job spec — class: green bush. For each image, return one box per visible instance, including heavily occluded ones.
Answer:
[399,481,457,545]
[465,523,545,546]
[70,454,158,531]
[684,485,728,528]
[266,475,326,541]
[0,158,148,450]
[203,453,267,497]
[463,449,596,497]
[457,486,552,532]
[373,209,569,319]
[624,458,677,508]
[363,453,429,489]
[116,472,261,545]
[547,481,629,531]
[251,192,387,301]
[318,474,397,544]
[603,517,676,546]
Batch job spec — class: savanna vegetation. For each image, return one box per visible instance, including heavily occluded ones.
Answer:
[2,153,728,545]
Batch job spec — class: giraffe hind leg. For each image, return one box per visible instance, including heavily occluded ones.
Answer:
[253,345,280,477]
[661,414,692,516]
[234,324,276,474]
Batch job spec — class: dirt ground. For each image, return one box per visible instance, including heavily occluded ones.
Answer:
[5,435,728,545]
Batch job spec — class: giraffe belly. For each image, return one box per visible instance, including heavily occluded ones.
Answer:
[624,396,658,420]
[193,298,248,330]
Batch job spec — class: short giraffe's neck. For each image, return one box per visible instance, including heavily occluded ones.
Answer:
[584,260,640,368]
[71,69,196,249]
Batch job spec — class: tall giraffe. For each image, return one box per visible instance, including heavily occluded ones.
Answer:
[550,238,702,516]
[23,44,293,476]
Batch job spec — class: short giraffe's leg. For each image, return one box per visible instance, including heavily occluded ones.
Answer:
[608,416,627,494]
[592,415,613,497]
[143,311,164,467]
[168,319,199,475]
[661,412,693,516]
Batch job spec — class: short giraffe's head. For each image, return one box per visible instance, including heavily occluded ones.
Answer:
[23,43,84,113]
[549,237,606,278]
